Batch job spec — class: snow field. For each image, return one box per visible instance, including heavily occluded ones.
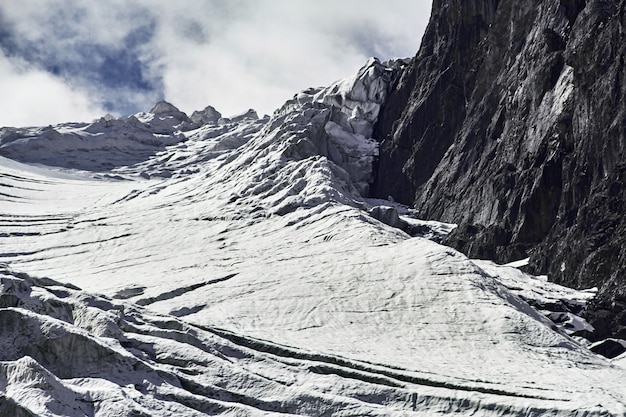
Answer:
[1,59,626,416]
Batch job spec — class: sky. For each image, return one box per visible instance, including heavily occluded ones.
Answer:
[0,1,432,127]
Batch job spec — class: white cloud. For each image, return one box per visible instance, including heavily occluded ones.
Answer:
[0,53,105,127]
[146,0,432,117]
[0,1,432,126]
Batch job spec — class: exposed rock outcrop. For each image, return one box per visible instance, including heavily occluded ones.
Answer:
[373,0,626,339]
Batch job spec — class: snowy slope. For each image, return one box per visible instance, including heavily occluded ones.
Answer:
[1,58,626,416]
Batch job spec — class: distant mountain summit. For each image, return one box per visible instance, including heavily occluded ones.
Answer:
[149,100,185,116]
[373,0,626,340]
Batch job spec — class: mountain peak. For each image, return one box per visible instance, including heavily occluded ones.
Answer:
[228,108,258,123]
[149,100,185,116]
[190,105,222,125]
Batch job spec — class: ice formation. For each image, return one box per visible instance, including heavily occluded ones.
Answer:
[1,59,626,416]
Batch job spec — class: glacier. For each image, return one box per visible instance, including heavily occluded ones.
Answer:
[1,58,626,416]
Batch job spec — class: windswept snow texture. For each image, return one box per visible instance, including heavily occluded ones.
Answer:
[1,59,626,416]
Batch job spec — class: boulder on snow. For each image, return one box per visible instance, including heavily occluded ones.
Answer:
[370,205,400,228]
[589,339,626,359]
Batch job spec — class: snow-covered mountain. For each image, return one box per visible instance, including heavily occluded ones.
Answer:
[1,58,626,416]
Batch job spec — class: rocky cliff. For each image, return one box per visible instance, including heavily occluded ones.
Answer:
[373,0,626,339]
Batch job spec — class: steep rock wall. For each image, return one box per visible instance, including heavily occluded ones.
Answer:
[373,0,626,339]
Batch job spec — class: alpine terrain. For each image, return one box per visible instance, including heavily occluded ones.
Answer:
[1,2,626,416]
[374,0,626,341]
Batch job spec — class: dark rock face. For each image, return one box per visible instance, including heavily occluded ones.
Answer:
[374,0,626,339]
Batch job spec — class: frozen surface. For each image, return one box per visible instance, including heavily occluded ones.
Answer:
[1,59,626,416]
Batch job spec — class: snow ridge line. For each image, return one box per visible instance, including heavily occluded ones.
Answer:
[135,273,238,306]
[0,233,133,259]
[199,325,562,402]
